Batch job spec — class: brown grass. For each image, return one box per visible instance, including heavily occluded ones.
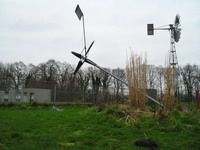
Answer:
[163,65,176,110]
[126,53,147,109]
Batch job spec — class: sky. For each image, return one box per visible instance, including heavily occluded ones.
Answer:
[0,0,199,68]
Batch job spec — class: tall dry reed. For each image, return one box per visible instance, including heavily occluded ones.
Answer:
[126,53,147,109]
[163,64,176,110]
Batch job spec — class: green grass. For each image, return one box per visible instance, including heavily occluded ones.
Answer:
[0,105,200,150]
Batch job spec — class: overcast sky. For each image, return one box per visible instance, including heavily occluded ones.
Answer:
[0,0,199,68]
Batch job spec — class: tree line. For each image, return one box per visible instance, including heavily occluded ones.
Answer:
[0,59,199,102]
[0,60,126,103]
[147,64,200,101]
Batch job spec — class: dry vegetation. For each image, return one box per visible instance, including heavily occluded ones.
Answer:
[126,53,147,109]
[163,65,176,111]
[126,52,179,112]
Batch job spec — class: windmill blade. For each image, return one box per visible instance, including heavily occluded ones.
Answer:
[71,51,85,75]
[174,29,181,42]
[74,60,83,75]
[71,51,85,59]
[86,41,95,56]
[174,14,181,43]
[174,14,180,27]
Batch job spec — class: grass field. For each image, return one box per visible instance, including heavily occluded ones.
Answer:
[0,105,200,150]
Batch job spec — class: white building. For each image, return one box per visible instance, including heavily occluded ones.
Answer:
[0,88,51,103]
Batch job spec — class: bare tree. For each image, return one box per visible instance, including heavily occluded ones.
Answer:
[38,59,59,82]
[8,61,27,90]
[181,64,198,101]
[112,68,126,101]
[193,65,200,91]
[25,64,40,87]
[77,69,90,102]
[89,67,101,104]
[0,63,12,91]
[57,62,73,90]
[147,65,157,89]
[155,66,164,100]
[100,68,112,102]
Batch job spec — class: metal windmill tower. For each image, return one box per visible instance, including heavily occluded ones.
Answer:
[147,15,181,96]
[169,15,181,70]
